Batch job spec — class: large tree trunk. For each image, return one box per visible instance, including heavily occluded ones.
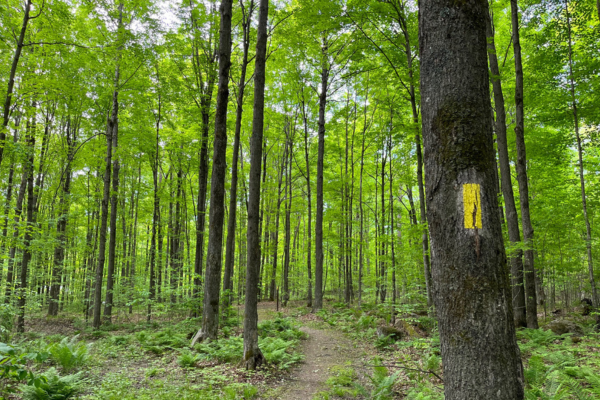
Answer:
[0,0,32,168]
[199,0,234,341]
[314,39,330,311]
[419,0,525,398]
[565,2,599,326]
[243,0,268,370]
[223,0,254,309]
[485,9,527,328]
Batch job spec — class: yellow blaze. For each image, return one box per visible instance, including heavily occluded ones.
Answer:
[463,183,482,229]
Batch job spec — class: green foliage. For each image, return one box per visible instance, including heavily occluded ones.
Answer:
[47,335,91,373]
[316,366,360,399]
[365,359,400,400]
[0,303,15,342]
[177,350,201,368]
[0,342,49,395]
[20,367,85,400]
[136,328,188,355]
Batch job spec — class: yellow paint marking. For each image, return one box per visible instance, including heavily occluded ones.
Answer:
[463,184,482,229]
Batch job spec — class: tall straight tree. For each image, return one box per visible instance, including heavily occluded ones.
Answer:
[93,2,123,329]
[243,0,268,370]
[223,0,255,309]
[565,0,599,325]
[485,7,527,328]
[419,0,524,398]
[1,0,33,168]
[510,0,538,329]
[199,0,234,341]
[314,37,330,311]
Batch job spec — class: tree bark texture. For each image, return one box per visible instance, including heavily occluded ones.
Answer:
[200,0,234,341]
[419,1,525,398]
[243,0,268,370]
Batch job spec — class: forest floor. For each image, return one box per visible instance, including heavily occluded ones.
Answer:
[4,299,600,399]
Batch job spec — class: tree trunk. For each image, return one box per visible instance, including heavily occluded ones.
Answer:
[104,105,120,324]
[148,86,161,322]
[16,108,37,333]
[283,120,293,306]
[301,88,313,307]
[314,39,330,311]
[565,2,599,326]
[1,0,32,168]
[510,0,538,329]
[485,9,527,328]
[224,1,254,309]
[243,0,268,370]
[200,0,234,341]
[93,3,122,329]
[49,120,76,316]
[419,0,525,397]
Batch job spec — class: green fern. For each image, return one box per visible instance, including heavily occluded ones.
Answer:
[20,367,85,400]
[47,335,91,373]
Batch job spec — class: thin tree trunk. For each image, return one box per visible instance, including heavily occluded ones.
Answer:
[49,120,76,316]
[1,0,32,167]
[93,3,123,329]
[314,38,330,311]
[16,108,36,333]
[104,103,121,324]
[223,0,254,309]
[510,0,538,329]
[419,0,525,397]
[243,0,268,370]
[300,88,313,307]
[565,1,599,326]
[148,83,161,322]
[283,120,293,306]
[485,8,527,328]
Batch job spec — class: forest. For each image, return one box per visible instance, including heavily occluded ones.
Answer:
[1,0,600,398]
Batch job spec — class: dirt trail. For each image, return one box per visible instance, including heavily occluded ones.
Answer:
[276,325,360,400]
[254,302,365,400]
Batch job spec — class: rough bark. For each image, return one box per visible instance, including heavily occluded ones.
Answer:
[485,9,527,328]
[200,0,234,341]
[243,0,268,370]
[419,0,525,398]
